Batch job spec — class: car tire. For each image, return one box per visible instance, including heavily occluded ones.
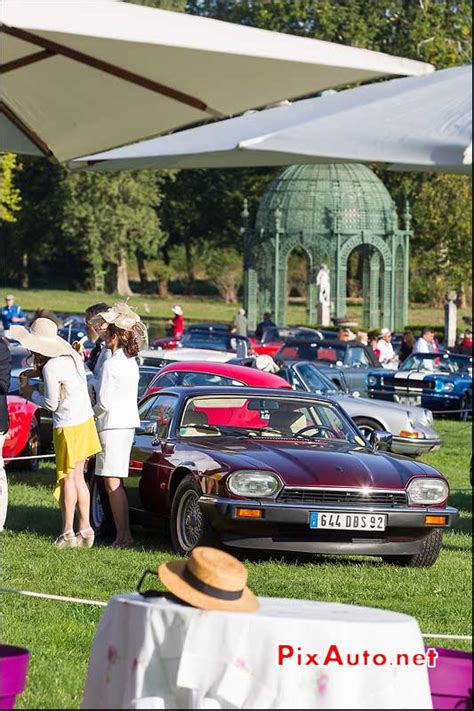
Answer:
[21,417,41,472]
[382,529,443,568]
[353,417,385,439]
[85,459,114,536]
[170,475,218,556]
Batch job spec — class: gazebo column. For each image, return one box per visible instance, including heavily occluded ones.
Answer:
[335,234,347,320]
[382,263,392,330]
[362,247,371,329]
[368,250,380,330]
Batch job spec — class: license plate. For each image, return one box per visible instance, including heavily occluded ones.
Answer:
[309,511,387,531]
[395,394,422,406]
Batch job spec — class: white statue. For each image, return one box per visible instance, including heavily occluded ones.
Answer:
[316,264,331,304]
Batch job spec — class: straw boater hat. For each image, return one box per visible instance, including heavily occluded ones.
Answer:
[10,318,79,359]
[158,547,259,612]
[91,302,148,350]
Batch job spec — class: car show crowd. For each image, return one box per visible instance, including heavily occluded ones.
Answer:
[0,292,471,566]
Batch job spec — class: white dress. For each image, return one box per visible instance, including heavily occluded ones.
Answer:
[94,349,139,478]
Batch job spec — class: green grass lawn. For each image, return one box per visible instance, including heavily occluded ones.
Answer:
[2,421,472,709]
[1,285,471,328]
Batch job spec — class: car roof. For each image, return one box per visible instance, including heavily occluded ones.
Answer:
[157,360,292,388]
[154,385,335,405]
[187,322,229,330]
[281,339,363,348]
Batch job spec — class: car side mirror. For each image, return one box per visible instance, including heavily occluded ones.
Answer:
[369,430,392,452]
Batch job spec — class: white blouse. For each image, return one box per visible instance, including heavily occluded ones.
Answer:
[94,348,140,431]
[31,354,93,428]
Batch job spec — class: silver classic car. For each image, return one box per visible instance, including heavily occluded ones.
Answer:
[278,361,442,456]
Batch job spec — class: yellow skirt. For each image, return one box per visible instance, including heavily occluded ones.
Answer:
[53,417,101,501]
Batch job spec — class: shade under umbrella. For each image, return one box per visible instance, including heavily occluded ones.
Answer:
[0,0,433,162]
[74,65,471,175]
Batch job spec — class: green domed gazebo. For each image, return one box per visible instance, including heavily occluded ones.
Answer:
[241,163,412,331]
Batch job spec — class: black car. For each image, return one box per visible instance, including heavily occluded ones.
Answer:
[276,339,381,395]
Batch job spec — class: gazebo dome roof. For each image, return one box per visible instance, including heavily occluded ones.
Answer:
[255,163,397,235]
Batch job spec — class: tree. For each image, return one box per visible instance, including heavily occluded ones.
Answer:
[61,170,167,295]
[205,247,243,303]
[0,154,21,223]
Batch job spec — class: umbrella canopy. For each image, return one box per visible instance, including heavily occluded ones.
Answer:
[0,0,433,162]
[75,65,471,175]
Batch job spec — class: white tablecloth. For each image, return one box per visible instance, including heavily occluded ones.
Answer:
[81,594,432,709]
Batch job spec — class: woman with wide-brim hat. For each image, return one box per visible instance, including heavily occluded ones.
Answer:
[90,303,147,548]
[11,318,101,548]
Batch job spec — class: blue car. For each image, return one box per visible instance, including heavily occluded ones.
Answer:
[367,352,472,421]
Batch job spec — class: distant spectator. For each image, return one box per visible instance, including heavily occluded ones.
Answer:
[30,308,62,328]
[232,308,248,338]
[399,330,416,363]
[413,327,436,355]
[255,312,276,341]
[369,333,381,361]
[1,294,26,332]
[378,328,398,369]
[355,331,368,346]
[169,305,184,339]
[456,328,473,356]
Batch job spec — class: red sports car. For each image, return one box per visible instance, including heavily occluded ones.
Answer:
[144,361,292,397]
[4,396,42,472]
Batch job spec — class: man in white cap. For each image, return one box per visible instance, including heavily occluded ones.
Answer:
[377,328,398,369]
[1,294,26,333]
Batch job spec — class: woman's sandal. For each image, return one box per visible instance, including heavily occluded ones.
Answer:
[76,528,95,549]
[54,530,78,549]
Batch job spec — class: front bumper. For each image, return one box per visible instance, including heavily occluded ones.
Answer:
[200,495,458,556]
[390,434,442,456]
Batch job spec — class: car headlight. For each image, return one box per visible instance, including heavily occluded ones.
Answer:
[435,380,454,393]
[423,408,434,425]
[407,411,416,429]
[367,375,377,386]
[227,470,282,497]
[407,478,449,505]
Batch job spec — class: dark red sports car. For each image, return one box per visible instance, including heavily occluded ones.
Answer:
[91,387,457,567]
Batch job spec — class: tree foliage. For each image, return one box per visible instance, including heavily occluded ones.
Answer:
[0,154,21,223]
[1,0,471,304]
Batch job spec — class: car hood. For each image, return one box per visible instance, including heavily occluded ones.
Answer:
[190,438,440,489]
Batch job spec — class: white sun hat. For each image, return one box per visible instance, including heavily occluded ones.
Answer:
[172,305,183,316]
[11,318,79,359]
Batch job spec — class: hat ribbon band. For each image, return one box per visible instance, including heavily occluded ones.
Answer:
[182,567,244,601]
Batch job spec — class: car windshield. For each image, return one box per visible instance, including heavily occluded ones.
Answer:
[279,342,346,364]
[179,394,362,444]
[295,363,343,394]
[400,353,472,375]
[181,330,233,352]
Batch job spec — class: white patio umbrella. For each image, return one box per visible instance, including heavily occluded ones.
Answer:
[74,65,472,175]
[0,0,433,162]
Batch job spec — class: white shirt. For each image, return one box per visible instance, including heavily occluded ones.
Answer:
[94,348,140,431]
[412,337,434,370]
[31,354,93,428]
[377,339,398,369]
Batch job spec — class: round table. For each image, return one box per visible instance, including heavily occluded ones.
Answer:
[81,594,433,709]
